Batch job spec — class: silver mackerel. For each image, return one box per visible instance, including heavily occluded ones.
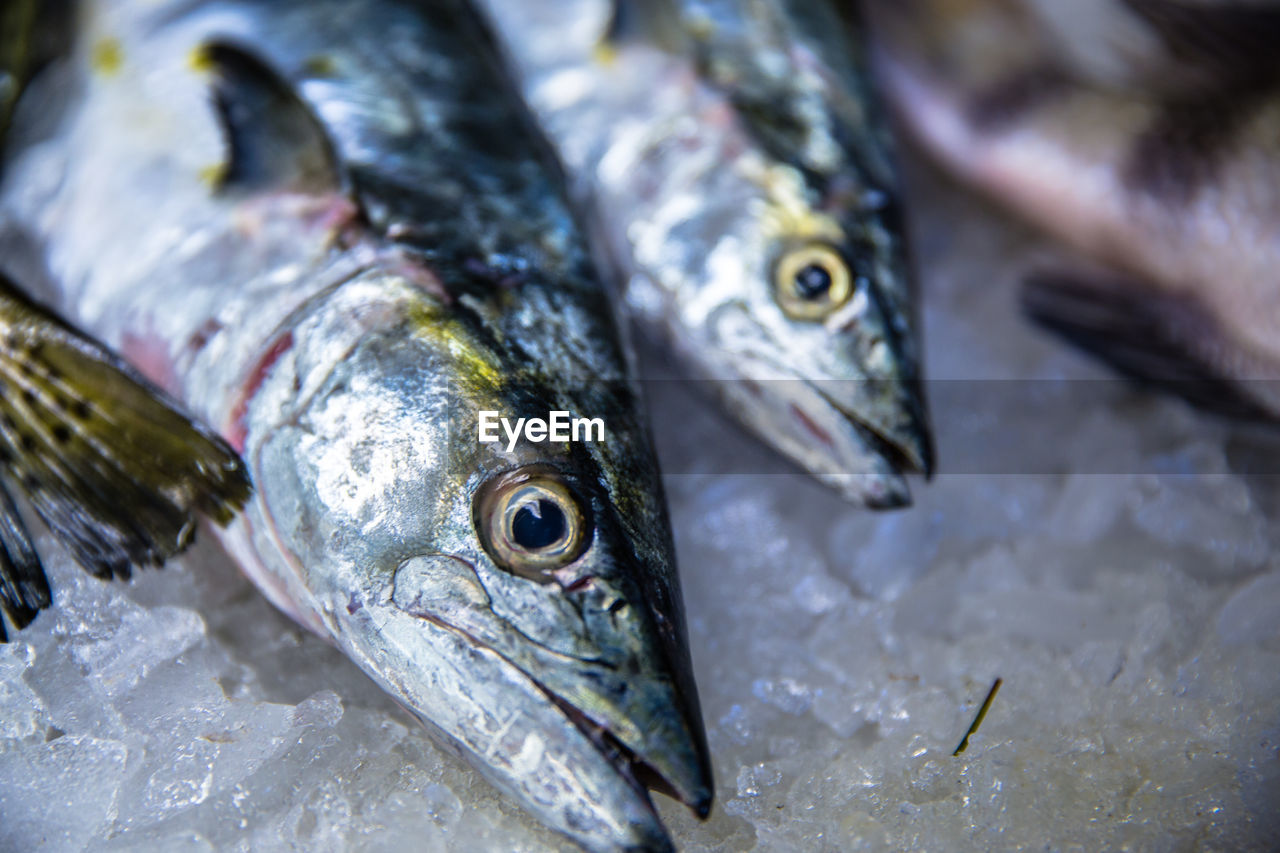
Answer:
[0,1,712,849]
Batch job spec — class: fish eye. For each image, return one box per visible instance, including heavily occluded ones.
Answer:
[475,467,590,580]
[773,243,854,321]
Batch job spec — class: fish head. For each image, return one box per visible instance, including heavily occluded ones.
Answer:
[238,270,710,851]
[643,144,931,507]
[591,0,933,507]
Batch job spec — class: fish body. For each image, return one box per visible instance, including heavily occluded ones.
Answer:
[1,1,711,849]
[870,0,1280,416]
[476,0,932,507]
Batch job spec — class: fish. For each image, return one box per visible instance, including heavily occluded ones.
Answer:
[868,0,1280,419]
[474,0,933,508]
[0,1,712,850]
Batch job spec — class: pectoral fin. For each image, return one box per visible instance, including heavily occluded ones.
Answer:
[1021,267,1276,421]
[0,478,47,641]
[0,272,250,639]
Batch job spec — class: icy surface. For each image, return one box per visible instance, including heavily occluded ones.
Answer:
[3,159,1280,851]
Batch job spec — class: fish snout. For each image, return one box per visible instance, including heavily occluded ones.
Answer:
[358,550,712,850]
[810,375,934,479]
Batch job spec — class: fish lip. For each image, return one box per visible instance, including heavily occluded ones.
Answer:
[715,360,917,506]
[808,380,934,479]
[533,679,714,821]
[409,608,711,829]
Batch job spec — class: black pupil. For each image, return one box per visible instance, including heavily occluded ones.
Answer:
[794,263,833,300]
[511,499,567,550]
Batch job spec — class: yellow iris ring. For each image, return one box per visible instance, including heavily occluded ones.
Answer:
[774,243,853,321]
[476,467,589,580]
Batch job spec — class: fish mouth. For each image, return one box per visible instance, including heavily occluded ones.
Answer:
[392,602,712,851]
[713,324,932,506]
[535,678,713,821]
[729,370,932,508]
[809,379,934,479]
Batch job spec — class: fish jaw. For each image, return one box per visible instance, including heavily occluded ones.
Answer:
[706,360,916,508]
[808,371,933,481]
[234,272,711,850]
[337,586,683,853]
[380,541,714,824]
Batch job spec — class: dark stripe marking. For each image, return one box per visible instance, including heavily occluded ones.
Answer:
[964,64,1070,133]
[1121,93,1264,204]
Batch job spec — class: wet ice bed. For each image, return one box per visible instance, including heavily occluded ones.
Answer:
[2,159,1278,851]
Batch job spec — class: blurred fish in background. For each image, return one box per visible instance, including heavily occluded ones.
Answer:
[869,0,1280,419]
[0,1,712,849]
[476,0,934,508]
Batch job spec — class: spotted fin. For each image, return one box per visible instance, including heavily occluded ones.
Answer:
[0,273,250,639]
[202,41,342,195]
[1021,268,1275,421]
